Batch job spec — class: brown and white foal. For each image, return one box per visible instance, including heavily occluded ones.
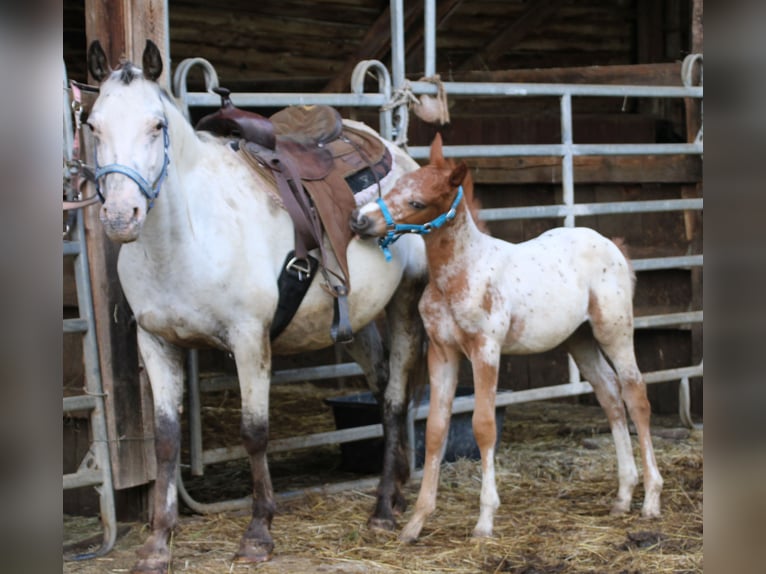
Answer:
[350,134,663,542]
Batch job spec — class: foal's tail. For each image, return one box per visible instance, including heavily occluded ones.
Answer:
[611,237,637,295]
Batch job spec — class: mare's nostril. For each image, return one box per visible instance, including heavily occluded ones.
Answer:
[133,207,140,221]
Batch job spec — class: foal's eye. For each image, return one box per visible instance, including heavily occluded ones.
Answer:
[409,200,426,210]
[154,121,165,131]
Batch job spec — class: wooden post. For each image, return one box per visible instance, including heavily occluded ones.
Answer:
[682,0,703,415]
[83,0,169,490]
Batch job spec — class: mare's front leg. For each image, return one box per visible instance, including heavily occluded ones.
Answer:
[400,340,460,542]
[132,329,185,574]
[232,327,277,563]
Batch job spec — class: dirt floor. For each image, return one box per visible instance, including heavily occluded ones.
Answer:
[63,383,703,573]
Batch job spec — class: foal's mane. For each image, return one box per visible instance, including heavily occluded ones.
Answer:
[439,156,488,234]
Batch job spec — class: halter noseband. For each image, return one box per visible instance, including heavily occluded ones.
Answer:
[94,122,170,210]
[376,185,463,261]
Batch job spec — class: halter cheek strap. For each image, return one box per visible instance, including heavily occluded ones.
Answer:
[94,122,170,210]
[376,185,463,261]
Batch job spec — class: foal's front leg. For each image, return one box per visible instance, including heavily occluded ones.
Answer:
[132,329,185,574]
[400,342,460,542]
[231,328,277,563]
[468,339,502,538]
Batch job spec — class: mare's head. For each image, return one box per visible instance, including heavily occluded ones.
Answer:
[85,40,170,242]
[350,133,471,241]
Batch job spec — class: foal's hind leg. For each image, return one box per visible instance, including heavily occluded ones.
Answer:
[595,332,663,518]
[566,327,638,516]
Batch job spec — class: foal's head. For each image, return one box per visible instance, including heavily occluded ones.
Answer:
[351,133,471,240]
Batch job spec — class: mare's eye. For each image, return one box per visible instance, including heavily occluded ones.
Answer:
[154,121,165,131]
[409,200,426,210]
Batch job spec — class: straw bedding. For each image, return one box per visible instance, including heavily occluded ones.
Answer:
[64,380,702,573]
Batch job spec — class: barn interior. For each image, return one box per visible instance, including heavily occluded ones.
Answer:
[63,1,702,569]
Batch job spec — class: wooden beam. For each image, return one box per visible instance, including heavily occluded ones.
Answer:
[83,0,168,490]
[466,155,702,185]
[321,2,423,93]
[458,0,566,72]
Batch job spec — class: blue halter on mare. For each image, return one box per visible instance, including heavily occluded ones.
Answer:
[93,122,171,209]
[376,185,464,261]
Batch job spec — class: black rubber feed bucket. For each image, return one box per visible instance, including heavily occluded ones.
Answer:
[325,386,506,473]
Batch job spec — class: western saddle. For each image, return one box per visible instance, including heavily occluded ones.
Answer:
[195,87,393,342]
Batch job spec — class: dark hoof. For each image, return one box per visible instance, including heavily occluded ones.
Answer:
[392,493,408,515]
[367,515,397,532]
[131,558,169,574]
[233,539,274,564]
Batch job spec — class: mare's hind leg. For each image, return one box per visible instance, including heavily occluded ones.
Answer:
[232,327,276,563]
[132,328,185,574]
[343,322,402,530]
[348,272,427,531]
[566,326,638,516]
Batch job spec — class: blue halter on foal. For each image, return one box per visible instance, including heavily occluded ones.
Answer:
[93,122,171,210]
[376,185,464,261]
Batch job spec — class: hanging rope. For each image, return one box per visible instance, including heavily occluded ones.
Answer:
[411,74,450,125]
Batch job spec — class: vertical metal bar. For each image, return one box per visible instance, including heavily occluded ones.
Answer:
[389,0,408,141]
[390,0,406,89]
[560,92,575,228]
[187,349,204,476]
[424,0,436,77]
[560,91,581,386]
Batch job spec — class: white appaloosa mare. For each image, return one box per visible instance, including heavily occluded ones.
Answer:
[350,133,663,542]
[85,40,427,573]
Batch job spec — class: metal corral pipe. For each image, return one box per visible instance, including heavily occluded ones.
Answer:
[424,0,436,78]
[410,362,704,421]
[408,80,703,99]
[560,93,575,227]
[479,198,703,222]
[183,91,388,109]
[408,142,702,160]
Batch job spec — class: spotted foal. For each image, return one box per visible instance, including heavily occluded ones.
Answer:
[350,133,663,542]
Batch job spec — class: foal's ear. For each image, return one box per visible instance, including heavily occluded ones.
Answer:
[449,161,469,188]
[87,41,110,83]
[429,132,446,166]
[142,39,164,82]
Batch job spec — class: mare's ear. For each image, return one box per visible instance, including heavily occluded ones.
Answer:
[429,132,445,166]
[142,40,163,82]
[87,41,110,83]
[449,161,468,188]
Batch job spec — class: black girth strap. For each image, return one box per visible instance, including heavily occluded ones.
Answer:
[270,251,319,341]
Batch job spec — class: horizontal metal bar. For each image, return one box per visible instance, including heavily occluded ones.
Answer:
[411,362,703,420]
[63,469,103,490]
[634,310,703,329]
[408,142,702,160]
[479,198,703,222]
[632,255,703,271]
[199,362,365,393]
[184,91,388,109]
[409,80,703,99]
[201,423,384,466]
[63,395,99,412]
[63,241,81,256]
[64,318,88,334]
